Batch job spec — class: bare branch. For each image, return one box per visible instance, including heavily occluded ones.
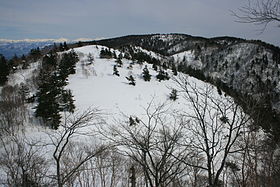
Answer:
[232,0,280,31]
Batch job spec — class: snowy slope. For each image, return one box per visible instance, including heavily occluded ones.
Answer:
[68,45,219,122]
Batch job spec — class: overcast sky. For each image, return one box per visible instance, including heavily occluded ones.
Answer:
[0,0,279,46]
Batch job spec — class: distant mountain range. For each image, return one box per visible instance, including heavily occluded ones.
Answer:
[0,38,96,59]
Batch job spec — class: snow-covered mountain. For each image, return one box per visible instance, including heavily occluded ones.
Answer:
[90,34,280,136]
[1,35,279,186]
[0,38,68,59]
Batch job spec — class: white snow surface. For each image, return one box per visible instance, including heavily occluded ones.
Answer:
[69,45,216,123]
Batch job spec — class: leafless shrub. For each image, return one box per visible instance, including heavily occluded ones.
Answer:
[0,135,50,186]
[0,84,27,136]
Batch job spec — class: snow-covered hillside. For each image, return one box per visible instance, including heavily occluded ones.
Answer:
[70,45,184,118]
[0,42,273,187]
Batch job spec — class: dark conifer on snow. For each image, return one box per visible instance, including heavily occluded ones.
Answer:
[169,89,178,101]
[113,65,120,76]
[142,65,151,81]
[100,48,113,58]
[0,54,9,85]
[87,53,94,65]
[172,64,178,76]
[126,75,136,86]
[129,116,136,126]
[156,69,170,82]
[152,63,158,71]
[35,51,78,129]
[116,57,123,67]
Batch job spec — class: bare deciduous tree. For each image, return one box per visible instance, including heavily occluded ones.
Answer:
[0,135,50,186]
[101,102,190,187]
[0,84,27,136]
[232,0,280,31]
[47,109,107,187]
[174,75,251,187]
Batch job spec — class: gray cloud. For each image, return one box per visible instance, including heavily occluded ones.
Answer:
[0,0,279,46]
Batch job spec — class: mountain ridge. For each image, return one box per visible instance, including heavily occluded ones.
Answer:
[85,33,280,139]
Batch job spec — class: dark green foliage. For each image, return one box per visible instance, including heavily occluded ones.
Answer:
[113,65,120,76]
[162,62,168,69]
[63,42,69,50]
[59,50,79,81]
[9,55,21,69]
[29,47,41,60]
[0,54,9,85]
[35,72,62,129]
[124,52,130,59]
[100,48,113,58]
[220,116,229,123]
[42,52,57,68]
[129,116,140,126]
[127,63,133,69]
[169,89,178,101]
[152,63,158,71]
[113,51,117,59]
[19,83,30,101]
[217,87,222,95]
[115,57,123,67]
[135,117,140,123]
[172,63,178,76]
[142,65,151,81]
[235,62,240,71]
[21,55,29,69]
[58,42,69,51]
[129,116,136,126]
[60,89,75,113]
[156,69,169,82]
[126,75,136,86]
[87,53,94,64]
[35,51,78,129]
[118,53,123,59]
[177,62,206,81]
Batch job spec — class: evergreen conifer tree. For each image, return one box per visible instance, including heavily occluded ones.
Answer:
[156,69,170,82]
[129,116,136,126]
[172,64,178,76]
[0,54,9,85]
[126,75,136,86]
[142,65,151,81]
[59,50,79,81]
[152,63,158,71]
[116,57,123,67]
[60,89,75,113]
[169,89,178,101]
[35,51,78,129]
[113,65,120,76]
[35,72,61,129]
[113,51,117,59]
[59,43,64,51]
[87,53,94,65]
[63,42,69,50]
